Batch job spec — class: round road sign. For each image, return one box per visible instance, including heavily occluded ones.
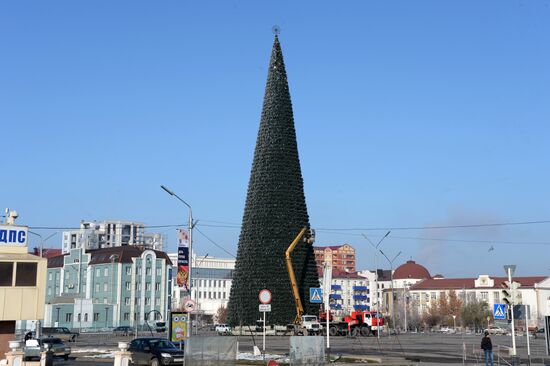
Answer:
[259,289,272,304]
[184,299,197,312]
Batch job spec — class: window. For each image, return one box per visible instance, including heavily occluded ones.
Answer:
[84,313,88,322]
[104,268,108,276]
[126,282,131,291]
[137,266,141,275]
[493,291,500,303]
[125,297,131,306]
[124,313,130,321]
[15,262,37,286]
[146,267,151,276]
[431,292,437,300]
[0,262,14,286]
[126,266,131,275]
[157,268,161,276]
[103,283,108,292]
[96,269,100,277]
[77,313,81,322]
[95,284,100,293]
[155,283,160,291]
[146,283,151,291]
[135,297,141,305]
[480,291,489,300]
[94,313,99,321]
[66,313,73,322]
[48,272,52,281]
[135,282,140,290]
[47,287,52,295]
[145,297,151,305]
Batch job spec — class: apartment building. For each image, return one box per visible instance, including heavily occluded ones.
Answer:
[62,220,163,254]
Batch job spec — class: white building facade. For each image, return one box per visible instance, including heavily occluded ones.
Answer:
[169,253,235,323]
[62,220,163,254]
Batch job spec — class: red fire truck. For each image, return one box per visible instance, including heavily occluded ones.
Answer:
[320,310,385,336]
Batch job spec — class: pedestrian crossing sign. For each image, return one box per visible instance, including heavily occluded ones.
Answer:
[493,303,506,320]
[310,287,322,303]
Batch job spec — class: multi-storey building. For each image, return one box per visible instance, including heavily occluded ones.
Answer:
[169,253,235,323]
[62,220,163,254]
[44,246,172,329]
[313,244,356,272]
[319,269,370,317]
[358,269,393,312]
[408,275,550,327]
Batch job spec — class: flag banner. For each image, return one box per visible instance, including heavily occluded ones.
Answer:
[177,229,189,290]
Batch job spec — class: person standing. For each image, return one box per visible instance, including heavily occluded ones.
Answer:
[481,331,494,366]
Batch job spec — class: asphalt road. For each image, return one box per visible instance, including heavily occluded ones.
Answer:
[66,331,549,365]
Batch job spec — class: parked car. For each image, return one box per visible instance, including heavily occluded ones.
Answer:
[24,337,71,361]
[215,324,232,335]
[484,326,507,335]
[128,337,184,366]
[439,327,457,334]
[41,327,79,342]
[114,326,133,336]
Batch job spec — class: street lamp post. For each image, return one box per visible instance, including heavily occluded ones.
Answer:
[379,249,401,334]
[504,265,517,357]
[161,185,195,340]
[28,231,57,257]
[362,231,390,339]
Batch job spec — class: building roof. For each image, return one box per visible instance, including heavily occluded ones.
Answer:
[317,267,365,279]
[409,276,547,291]
[313,244,353,251]
[393,260,431,280]
[31,247,63,258]
[47,246,172,268]
[88,246,171,265]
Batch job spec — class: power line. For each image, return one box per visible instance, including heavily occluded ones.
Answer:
[316,229,550,246]
[194,227,236,258]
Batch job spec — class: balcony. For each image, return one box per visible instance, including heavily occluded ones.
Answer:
[353,295,368,301]
[353,286,368,292]
[329,294,342,300]
[331,285,342,290]
[353,304,369,311]
[330,304,342,310]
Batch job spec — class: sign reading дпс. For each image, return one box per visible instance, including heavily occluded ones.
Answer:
[0,225,28,246]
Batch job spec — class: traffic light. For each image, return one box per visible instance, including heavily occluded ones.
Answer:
[501,281,522,306]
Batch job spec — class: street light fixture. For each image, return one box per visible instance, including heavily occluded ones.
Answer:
[161,184,195,339]
[362,231,390,340]
[379,249,401,334]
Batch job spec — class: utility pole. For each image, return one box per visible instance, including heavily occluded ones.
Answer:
[380,250,401,334]
[504,265,517,358]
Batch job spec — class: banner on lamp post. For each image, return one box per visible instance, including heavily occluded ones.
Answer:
[177,229,190,291]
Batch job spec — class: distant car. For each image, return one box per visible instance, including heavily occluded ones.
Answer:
[41,327,79,342]
[24,337,71,361]
[128,337,184,366]
[485,326,507,335]
[215,324,232,335]
[439,327,457,334]
[114,326,133,336]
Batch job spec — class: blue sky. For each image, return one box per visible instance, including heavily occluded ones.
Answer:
[1,1,549,277]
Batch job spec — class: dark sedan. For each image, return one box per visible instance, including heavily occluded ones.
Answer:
[128,337,184,366]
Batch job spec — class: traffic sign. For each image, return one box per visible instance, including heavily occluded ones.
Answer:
[184,299,197,312]
[309,287,322,303]
[259,304,271,312]
[494,303,506,320]
[259,289,272,304]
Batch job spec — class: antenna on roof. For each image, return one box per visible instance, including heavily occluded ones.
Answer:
[272,25,280,36]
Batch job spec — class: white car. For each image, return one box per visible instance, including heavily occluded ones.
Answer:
[215,324,232,335]
[485,326,507,335]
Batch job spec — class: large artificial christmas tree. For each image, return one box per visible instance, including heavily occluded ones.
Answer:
[227,35,320,326]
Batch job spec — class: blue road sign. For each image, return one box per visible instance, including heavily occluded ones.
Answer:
[309,287,322,303]
[494,303,506,320]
